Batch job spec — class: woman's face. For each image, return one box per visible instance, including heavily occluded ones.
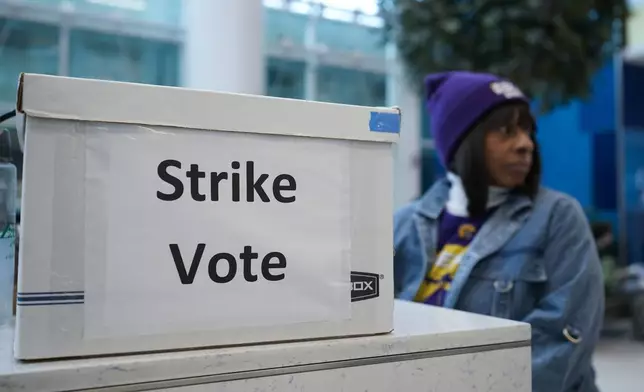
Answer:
[484,123,534,188]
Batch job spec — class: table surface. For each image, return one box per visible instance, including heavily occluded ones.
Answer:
[0,300,530,391]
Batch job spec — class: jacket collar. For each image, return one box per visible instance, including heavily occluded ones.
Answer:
[417,178,451,220]
[416,177,534,221]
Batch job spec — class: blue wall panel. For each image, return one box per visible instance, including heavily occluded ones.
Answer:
[592,132,617,210]
[537,102,593,207]
[624,63,644,129]
[622,130,644,263]
[622,130,644,210]
[580,62,615,133]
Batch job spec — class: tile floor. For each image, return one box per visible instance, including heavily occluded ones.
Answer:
[594,338,644,392]
[594,318,644,392]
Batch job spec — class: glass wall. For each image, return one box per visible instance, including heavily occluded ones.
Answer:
[264,4,390,108]
[0,18,59,102]
[316,66,386,106]
[266,58,306,99]
[69,30,179,86]
[315,19,383,56]
[265,7,308,48]
[19,0,182,26]
[0,2,182,102]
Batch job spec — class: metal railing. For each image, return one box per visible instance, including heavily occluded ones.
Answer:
[263,0,383,28]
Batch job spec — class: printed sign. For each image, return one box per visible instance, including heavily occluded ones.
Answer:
[84,124,352,339]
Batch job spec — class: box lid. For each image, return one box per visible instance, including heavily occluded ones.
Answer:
[16,73,400,143]
[0,301,530,391]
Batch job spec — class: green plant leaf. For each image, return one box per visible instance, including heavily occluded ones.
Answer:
[379,0,629,113]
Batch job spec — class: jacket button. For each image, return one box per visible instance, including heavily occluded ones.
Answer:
[493,280,514,293]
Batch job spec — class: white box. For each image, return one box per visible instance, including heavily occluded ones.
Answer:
[14,74,399,360]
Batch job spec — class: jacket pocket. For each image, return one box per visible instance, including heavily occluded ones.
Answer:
[491,279,514,319]
[469,251,547,320]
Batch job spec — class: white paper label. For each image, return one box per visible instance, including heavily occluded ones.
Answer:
[84,125,352,339]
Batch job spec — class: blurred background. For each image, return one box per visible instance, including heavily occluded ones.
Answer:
[1,0,644,389]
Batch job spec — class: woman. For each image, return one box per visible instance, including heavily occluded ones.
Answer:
[394,71,604,392]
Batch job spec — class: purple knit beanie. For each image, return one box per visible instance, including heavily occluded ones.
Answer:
[425,71,529,167]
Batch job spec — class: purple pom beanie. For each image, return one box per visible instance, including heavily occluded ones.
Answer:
[425,71,529,167]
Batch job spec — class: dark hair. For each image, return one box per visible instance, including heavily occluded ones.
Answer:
[448,102,541,217]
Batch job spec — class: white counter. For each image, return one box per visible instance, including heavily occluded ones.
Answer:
[0,300,532,392]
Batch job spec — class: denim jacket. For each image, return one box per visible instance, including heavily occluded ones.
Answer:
[394,179,604,392]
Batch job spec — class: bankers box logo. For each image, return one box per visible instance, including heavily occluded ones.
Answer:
[350,271,381,302]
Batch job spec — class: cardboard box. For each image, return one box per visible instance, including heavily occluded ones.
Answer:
[14,74,399,360]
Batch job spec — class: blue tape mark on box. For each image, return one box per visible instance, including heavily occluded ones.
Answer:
[369,111,400,134]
